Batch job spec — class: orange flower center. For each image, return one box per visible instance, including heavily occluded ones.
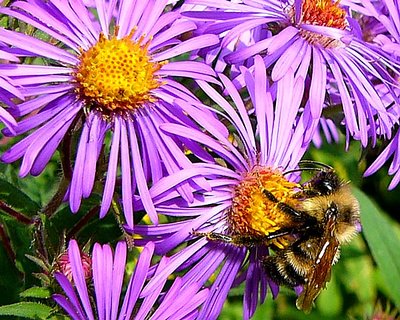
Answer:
[300,0,347,29]
[228,166,300,249]
[74,29,164,116]
[287,0,348,47]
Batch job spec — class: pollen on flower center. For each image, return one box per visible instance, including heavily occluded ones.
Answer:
[74,30,164,115]
[228,166,300,248]
[301,0,346,29]
[289,0,347,47]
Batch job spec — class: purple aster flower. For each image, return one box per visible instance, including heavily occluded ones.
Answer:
[182,0,400,146]
[341,0,389,45]
[53,239,209,320]
[339,0,400,189]
[131,56,322,319]
[342,0,399,51]
[0,0,219,228]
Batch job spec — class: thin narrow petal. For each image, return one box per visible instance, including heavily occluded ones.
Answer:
[119,119,134,229]
[69,240,95,320]
[127,120,157,226]
[100,119,121,218]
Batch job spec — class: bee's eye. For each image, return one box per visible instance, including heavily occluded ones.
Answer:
[319,180,334,193]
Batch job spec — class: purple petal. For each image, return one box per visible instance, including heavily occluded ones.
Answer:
[117,0,147,38]
[92,243,106,320]
[0,106,16,131]
[100,119,120,218]
[19,104,80,177]
[0,75,23,99]
[153,35,219,61]
[136,0,169,38]
[82,114,103,198]
[271,38,305,81]
[53,273,86,320]
[70,120,90,212]
[68,240,95,320]
[119,119,134,228]
[309,48,326,118]
[149,15,194,49]
[0,6,80,51]
[30,117,76,176]
[0,28,78,65]
[127,120,157,226]
[111,242,127,320]
[118,242,155,320]
[135,258,169,320]
[50,0,98,46]
[53,294,84,320]
[198,247,246,319]
[221,17,274,48]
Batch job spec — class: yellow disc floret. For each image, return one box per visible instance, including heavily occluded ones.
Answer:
[288,0,347,47]
[301,0,346,29]
[74,30,163,115]
[228,166,300,248]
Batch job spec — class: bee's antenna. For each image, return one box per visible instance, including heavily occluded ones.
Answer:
[298,160,333,170]
[283,167,326,176]
[283,160,333,176]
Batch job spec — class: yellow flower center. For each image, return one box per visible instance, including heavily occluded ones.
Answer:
[288,0,347,47]
[228,166,301,249]
[74,30,163,115]
[301,0,346,29]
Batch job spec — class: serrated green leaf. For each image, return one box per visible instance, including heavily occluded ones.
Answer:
[25,254,50,271]
[32,273,51,285]
[0,302,52,319]
[353,188,400,310]
[20,287,51,299]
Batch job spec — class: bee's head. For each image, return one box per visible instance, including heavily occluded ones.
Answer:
[307,169,343,195]
[323,186,360,244]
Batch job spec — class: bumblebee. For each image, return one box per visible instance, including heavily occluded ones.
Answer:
[263,167,360,312]
[195,163,360,312]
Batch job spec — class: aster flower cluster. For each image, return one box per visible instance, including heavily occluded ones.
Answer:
[0,0,220,228]
[0,0,400,319]
[53,240,208,320]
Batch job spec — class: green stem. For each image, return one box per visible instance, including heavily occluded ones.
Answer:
[111,196,135,249]
[0,200,32,225]
[41,177,70,217]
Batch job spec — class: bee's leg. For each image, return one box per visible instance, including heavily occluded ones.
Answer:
[192,230,263,247]
[192,230,234,243]
[261,188,303,218]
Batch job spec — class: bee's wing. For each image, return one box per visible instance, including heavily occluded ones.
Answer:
[295,217,340,313]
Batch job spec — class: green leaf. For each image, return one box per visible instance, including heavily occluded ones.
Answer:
[353,188,400,309]
[0,302,52,319]
[25,254,50,272]
[316,273,342,316]
[0,244,21,305]
[0,177,40,214]
[20,287,51,299]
